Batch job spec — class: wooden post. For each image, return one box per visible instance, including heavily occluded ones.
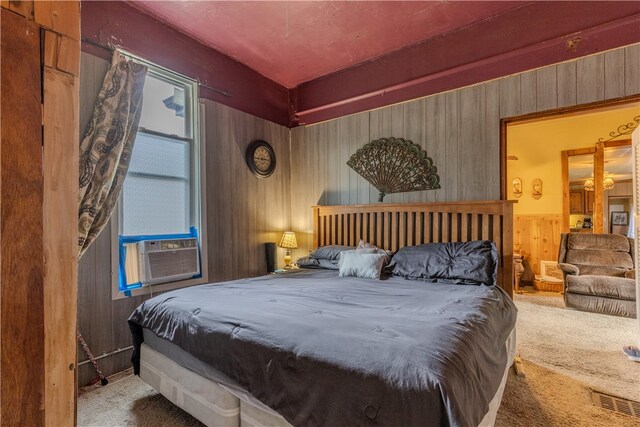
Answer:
[561,150,571,233]
[38,2,80,425]
[502,203,515,298]
[1,8,45,426]
[594,142,605,233]
[42,68,79,427]
[312,207,319,249]
[1,1,80,425]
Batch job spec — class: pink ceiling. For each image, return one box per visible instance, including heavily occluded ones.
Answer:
[127,1,525,88]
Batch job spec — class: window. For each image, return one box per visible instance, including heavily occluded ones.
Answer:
[114,58,204,296]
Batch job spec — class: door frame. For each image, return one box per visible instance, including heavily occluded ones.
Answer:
[500,94,640,201]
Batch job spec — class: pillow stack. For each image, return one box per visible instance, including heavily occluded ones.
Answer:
[298,239,499,286]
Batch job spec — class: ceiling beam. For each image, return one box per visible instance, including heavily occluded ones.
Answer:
[292,2,640,126]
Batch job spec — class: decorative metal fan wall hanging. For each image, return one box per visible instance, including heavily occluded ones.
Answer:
[347,137,440,202]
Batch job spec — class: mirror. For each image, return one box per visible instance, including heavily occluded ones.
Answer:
[567,152,595,232]
[562,142,633,234]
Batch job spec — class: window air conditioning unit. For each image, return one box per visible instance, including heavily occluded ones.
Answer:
[138,237,200,286]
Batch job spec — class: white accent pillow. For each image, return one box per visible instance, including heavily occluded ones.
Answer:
[337,249,375,268]
[338,251,387,280]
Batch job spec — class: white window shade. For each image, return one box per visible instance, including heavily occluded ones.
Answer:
[122,132,190,236]
[128,133,189,178]
[122,175,189,235]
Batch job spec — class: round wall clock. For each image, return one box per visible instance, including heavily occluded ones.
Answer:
[246,140,276,178]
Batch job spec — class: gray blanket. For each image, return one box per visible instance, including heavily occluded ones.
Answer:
[129,269,517,427]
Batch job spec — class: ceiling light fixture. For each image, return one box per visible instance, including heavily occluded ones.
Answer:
[584,178,595,192]
[584,175,615,191]
[603,175,615,190]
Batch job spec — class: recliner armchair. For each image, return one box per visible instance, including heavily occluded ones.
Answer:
[558,233,636,318]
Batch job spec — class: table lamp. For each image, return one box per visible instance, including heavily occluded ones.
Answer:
[278,231,298,268]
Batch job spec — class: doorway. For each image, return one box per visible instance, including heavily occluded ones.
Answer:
[505,101,639,284]
[502,99,640,405]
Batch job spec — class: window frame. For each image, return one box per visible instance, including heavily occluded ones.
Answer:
[111,55,208,300]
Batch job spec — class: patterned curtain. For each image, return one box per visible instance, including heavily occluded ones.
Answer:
[78,50,147,258]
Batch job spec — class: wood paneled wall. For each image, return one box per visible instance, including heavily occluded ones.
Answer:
[290,44,640,256]
[77,53,291,386]
[203,100,291,282]
[514,214,563,276]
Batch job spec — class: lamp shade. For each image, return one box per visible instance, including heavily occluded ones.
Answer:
[279,231,298,249]
[584,178,595,192]
[603,175,615,190]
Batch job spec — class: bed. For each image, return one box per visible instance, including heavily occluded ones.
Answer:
[129,201,517,427]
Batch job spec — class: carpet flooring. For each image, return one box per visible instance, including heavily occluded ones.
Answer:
[78,291,640,426]
[513,290,639,402]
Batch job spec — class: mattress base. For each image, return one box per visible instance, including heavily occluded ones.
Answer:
[140,344,241,427]
[139,327,516,427]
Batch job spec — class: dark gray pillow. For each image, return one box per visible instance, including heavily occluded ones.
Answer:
[309,245,354,261]
[296,256,339,270]
[385,240,498,286]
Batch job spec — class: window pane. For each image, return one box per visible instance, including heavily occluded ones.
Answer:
[129,132,189,179]
[122,175,189,235]
[138,74,188,137]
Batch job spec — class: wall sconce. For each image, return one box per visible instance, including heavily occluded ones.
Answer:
[512,177,522,198]
[532,178,542,200]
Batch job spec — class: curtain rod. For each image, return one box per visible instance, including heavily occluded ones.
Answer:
[80,37,232,98]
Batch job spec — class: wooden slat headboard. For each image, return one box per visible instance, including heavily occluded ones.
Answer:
[312,201,515,297]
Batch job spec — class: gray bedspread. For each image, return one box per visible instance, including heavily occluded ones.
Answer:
[129,269,517,427]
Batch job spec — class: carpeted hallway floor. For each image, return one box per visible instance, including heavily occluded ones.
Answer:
[513,291,639,402]
[78,291,640,426]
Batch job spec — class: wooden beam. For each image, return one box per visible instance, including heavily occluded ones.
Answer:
[500,120,508,200]
[502,203,514,298]
[293,4,640,125]
[38,2,80,425]
[561,151,570,233]
[594,142,605,233]
[565,147,597,156]
[6,0,33,18]
[43,30,58,69]
[604,139,632,148]
[56,34,80,76]
[1,8,44,425]
[43,68,78,427]
[33,1,80,41]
